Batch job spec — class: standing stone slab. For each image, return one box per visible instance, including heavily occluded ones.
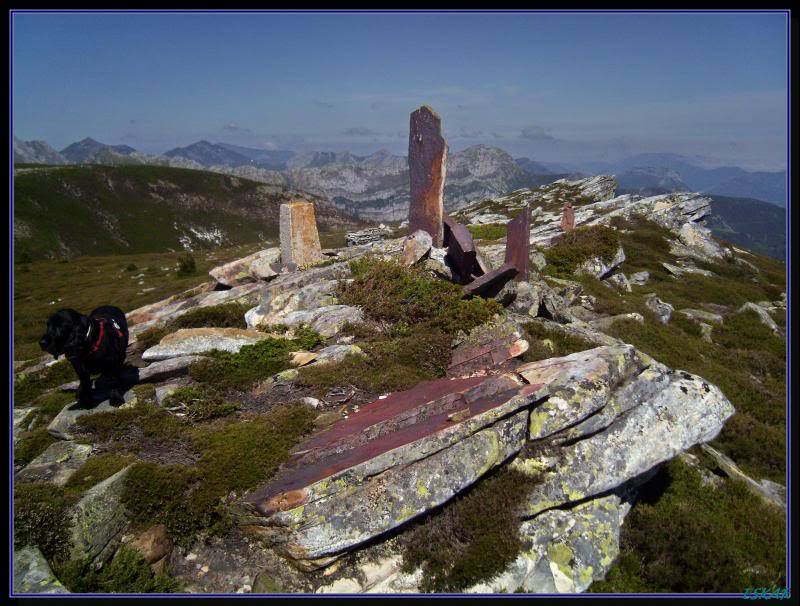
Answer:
[408,106,447,246]
[280,201,323,270]
[560,201,575,232]
[504,206,532,281]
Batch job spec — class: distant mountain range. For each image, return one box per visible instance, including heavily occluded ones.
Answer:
[13,137,787,215]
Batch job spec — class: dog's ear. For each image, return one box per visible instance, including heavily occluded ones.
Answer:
[62,314,90,358]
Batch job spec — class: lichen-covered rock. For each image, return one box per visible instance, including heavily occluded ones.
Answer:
[400,229,432,267]
[629,271,650,286]
[13,546,69,594]
[244,279,339,328]
[645,293,674,324]
[576,246,625,280]
[678,308,723,325]
[16,441,92,485]
[700,444,786,510]
[661,262,715,278]
[605,272,632,293]
[517,368,735,516]
[519,345,649,441]
[280,305,364,338]
[142,327,271,362]
[346,226,394,247]
[48,391,136,440]
[68,465,133,562]
[138,355,210,383]
[673,222,730,262]
[312,344,366,366]
[588,312,644,331]
[737,302,781,335]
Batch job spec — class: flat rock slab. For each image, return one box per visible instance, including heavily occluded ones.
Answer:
[138,355,210,382]
[16,440,92,485]
[142,328,270,362]
[240,373,547,565]
[13,546,69,594]
[209,247,281,286]
[47,391,136,440]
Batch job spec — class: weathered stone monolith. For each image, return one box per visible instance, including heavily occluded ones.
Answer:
[560,200,575,232]
[280,201,323,270]
[408,106,447,246]
[504,206,531,281]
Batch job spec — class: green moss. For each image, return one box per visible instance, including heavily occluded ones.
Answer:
[14,359,74,407]
[120,404,315,546]
[55,546,181,593]
[543,225,620,278]
[136,302,252,349]
[591,458,785,592]
[340,257,501,335]
[467,223,507,241]
[75,401,185,444]
[64,454,135,495]
[13,483,76,560]
[297,331,453,394]
[188,328,323,390]
[400,467,541,592]
[521,321,597,362]
[161,386,238,421]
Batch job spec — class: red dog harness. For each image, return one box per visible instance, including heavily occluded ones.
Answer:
[89,318,125,354]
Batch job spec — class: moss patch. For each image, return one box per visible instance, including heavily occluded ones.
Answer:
[467,223,507,241]
[400,467,541,592]
[13,483,76,560]
[14,428,59,467]
[14,359,74,407]
[64,454,135,495]
[521,321,597,362]
[161,386,238,421]
[590,458,785,592]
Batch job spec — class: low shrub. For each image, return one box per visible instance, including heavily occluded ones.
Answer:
[14,359,75,407]
[543,225,620,278]
[467,223,506,241]
[522,321,597,362]
[161,386,238,421]
[13,483,75,560]
[176,253,196,276]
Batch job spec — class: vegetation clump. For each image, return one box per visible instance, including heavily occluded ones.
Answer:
[55,547,181,593]
[400,467,541,592]
[161,386,238,421]
[543,225,620,278]
[590,458,786,592]
[176,253,196,276]
[64,454,134,495]
[13,483,75,560]
[467,223,506,241]
[521,321,597,362]
[136,301,251,349]
[340,257,501,335]
[75,401,185,445]
[14,359,74,407]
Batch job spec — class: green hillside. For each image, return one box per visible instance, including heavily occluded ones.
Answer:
[707,195,786,259]
[13,164,357,261]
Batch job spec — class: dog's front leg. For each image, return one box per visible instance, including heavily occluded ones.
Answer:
[106,368,126,406]
[70,358,93,407]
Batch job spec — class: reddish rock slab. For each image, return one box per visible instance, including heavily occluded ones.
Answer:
[408,106,447,247]
[504,207,532,281]
[243,373,542,517]
[443,216,479,284]
[561,201,575,232]
[463,263,519,298]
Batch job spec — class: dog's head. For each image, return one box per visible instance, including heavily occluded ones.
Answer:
[39,309,90,358]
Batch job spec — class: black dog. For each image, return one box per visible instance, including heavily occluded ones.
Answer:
[39,306,129,408]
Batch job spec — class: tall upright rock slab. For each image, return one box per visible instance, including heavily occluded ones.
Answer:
[280,201,323,270]
[505,206,532,281]
[408,106,447,246]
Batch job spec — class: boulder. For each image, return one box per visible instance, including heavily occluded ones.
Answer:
[68,465,133,562]
[312,344,366,366]
[662,262,714,278]
[576,246,625,280]
[645,293,674,324]
[13,546,69,594]
[16,441,92,485]
[346,227,393,247]
[245,279,339,328]
[142,328,271,362]
[678,308,723,324]
[605,272,631,292]
[674,222,729,261]
[138,355,210,383]
[400,229,433,267]
[13,407,36,444]
[737,302,781,335]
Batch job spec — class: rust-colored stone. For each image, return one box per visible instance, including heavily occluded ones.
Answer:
[280,201,324,269]
[561,200,575,232]
[463,263,519,298]
[408,106,447,246]
[447,336,530,378]
[443,216,478,284]
[504,207,531,281]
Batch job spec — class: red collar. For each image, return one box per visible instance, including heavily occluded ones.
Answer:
[89,319,106,354]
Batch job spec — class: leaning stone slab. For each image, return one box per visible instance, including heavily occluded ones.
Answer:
[68,465,133,562]
[16,441,92,486]
[661,262,714,278]
[400,229,433,267]
[142,328,270,362]
[238,373,547,566]
[518,345,649,441]
[517,368,735,516]
[408,105,447,246]
[588,312,644,331]
[280,201,324,270]
[47,392,136,440]
[13,546,69,594]
[209,247,281,286]
[700,444,786,510]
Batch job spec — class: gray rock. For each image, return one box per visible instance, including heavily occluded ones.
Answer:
[517,367,735,516]
[678,308,723,324]
[530,251,547,272]
[346,226,394,247]
[469,213,510,225]
[142,328,270,362]
[737,302,781,335]
[312,344,366,365]
[400,229,432,267]
[588,312,644,331]
[280,304,365,338]
[700,444,786,510]
[662,262,715,278]
[14,407,36,444]
[68,465,133,562]
[13,546,69,594]
[138,355,209,383]
[629,271,650,286]
[645,293,674,324]
[16,441,92,485]
[577,246,625,280]
[605,272,632,292]
[209,248,281,287]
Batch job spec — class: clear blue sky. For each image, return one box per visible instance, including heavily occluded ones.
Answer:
[11,11,789,169]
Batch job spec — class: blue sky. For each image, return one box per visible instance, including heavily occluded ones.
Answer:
[11,11,789,170]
